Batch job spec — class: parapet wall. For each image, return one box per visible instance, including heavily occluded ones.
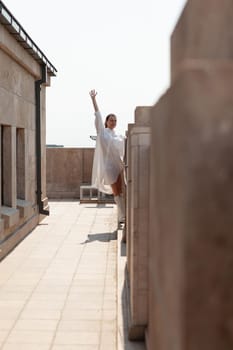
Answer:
[124,1,233,349]
[46,147,94,199]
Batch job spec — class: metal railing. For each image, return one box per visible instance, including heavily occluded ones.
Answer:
[0,1,57,76]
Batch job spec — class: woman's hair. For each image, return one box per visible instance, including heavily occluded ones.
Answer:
[105,114,117,128]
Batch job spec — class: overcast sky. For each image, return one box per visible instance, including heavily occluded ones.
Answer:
[5,0,186,147]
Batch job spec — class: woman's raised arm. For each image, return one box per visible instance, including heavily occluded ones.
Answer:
[89,89,99,113]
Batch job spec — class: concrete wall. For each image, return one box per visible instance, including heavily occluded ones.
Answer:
[46,147,94,199]
[0,21,52,260]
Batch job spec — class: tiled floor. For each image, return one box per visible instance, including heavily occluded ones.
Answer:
[0,200,118,350]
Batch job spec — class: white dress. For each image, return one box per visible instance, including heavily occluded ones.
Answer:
[92,111,125,194]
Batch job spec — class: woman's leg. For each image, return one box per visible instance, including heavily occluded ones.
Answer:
[111,174,125,223]
[111,174,122,196]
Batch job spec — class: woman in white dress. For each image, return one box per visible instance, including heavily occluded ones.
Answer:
[89,89,125,223]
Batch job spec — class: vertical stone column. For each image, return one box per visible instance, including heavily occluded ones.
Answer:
[147,67,233,350]
[16,128,26,199]
[126,107,151,340]
[2,126,17,208]
[0,126,4,232]
[0,125,1,207]
[126,123,134,268]
[26,129,36,203]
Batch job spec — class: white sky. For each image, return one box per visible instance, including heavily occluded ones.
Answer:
[5,0,186,147]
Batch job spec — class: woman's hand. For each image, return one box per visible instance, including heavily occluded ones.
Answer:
[89,89,99,112]
[89,89,97,99]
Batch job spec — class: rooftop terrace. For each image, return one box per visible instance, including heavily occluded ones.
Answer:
[0,200,145,350]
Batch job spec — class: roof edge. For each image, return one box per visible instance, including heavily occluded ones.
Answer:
[0,1,57,76]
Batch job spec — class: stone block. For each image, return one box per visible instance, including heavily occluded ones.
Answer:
[1,206,19,229]
[0,219,4,233]
[171,0,233,80]
[0,214,38,261]
[135,106,152,126]
[16,199,32,218]
[147,66,233,350]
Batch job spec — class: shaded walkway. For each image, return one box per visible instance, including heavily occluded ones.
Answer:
[0,200,117,350]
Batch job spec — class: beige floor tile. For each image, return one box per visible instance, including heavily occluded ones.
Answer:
[54,331,99,345]
[61,309,102,321]
[41,276,74,284]
[0,309,21,320]
[29,293,67,302]
[0,301,25,308]
[100,330,117,347]
[13,319,58,331]
[69,285,104,294]
[0,320,15,331]
[25,299,65,310]
[64,300,102,310]
[0,292,30,302]
[102,310,117,321]
[104,284,117,292]
[58,319,101,332]
[103,293,117,301]
[51,346,97,350]
[6,330,54,344]
[0,285,34,294]
[2,344,50,350]
[74,273,106,280]
[33,285,70,294]
[72,279,105,287]
[103,299,116,309]
[67,291,103,299]
[20,308,61,320]
[102,319,117,332]
[0,330,9,343]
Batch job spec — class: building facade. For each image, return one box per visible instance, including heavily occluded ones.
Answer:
[0,1,56,260]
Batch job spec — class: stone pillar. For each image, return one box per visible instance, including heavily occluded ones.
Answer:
[126,107,151,340]
[16,128,26,199]
[171,0,233,81]
[2,126,17,208]
[147,66,233,350]
[126,123,134,267]
[0,125,1,207]
[0,127,3,232]
[26,129,36,202]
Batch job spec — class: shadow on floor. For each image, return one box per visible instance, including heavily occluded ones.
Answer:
[81,231,117,244]
[84,205,114,209]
